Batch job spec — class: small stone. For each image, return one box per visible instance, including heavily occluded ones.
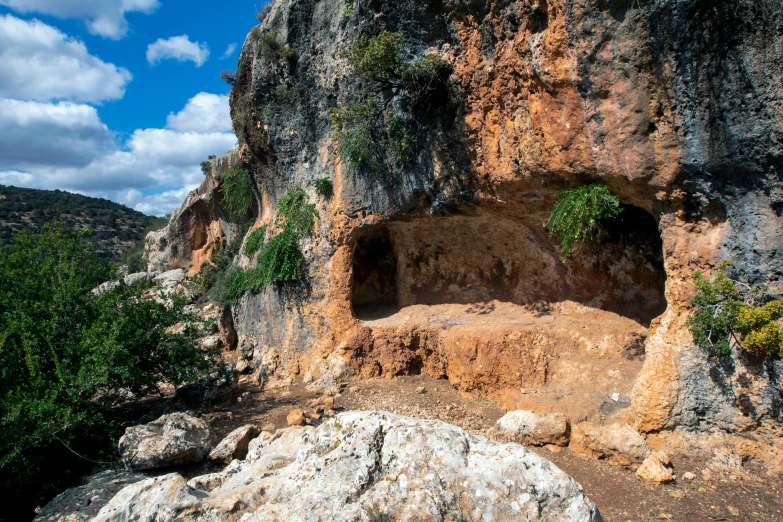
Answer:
[496,410,570,446]
[236,360,251,374]
[727,506,740,517]
[682,471,696,481]
[237,392,251,405]
[656,451,671,466]
[416,387,426,394]
[543,444,563,453]
[569,422,650,471]
[349,386,359,394]
[287,408,307,427]
[636,453,674,485]
[208,424,260,463]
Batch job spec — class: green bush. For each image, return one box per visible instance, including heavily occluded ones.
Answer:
[546,184,623,257]
[244,226,267,257]
[329,99,380,174]
[387,116,415,163]
[258,31,297,62]
[314,178,333,198]
[0,222,220,508]
[208,264,243,306]
[220,70,236,86]
[401,54,448,93]
[228,186,316,297]
[687,261,783,357]
[348,31,405,83]
[274,85,295,103]
[219,165,254,216]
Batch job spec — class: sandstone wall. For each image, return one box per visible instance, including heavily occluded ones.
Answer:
[159,0,783,442]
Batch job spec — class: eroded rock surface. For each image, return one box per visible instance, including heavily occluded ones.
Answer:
[569,422,650,471]
[208,424,260,463]
[496,409,571,446]
[91,412,601,521]
[119,412,212,470]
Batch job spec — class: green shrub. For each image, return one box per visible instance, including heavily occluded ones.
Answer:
[348,31,405,83]
[401,54,448,93]
[687,261,783,357]
[546,184,622,257]
[220,70,236,86]
[219,165,254,216]
[387,116,415,163]
[244,226,267,257]
[276,46,298,62]
[274,85,295,103]
[228,186,316,297]
[208,264,243,306]
[0,222,220,507]
[329,99,380,174]
[314,178,333,198]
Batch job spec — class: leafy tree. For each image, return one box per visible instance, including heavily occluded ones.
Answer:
[219,166,255,216]
[546,184,623,257]
[0,222,221,511]
[687,261,783,357]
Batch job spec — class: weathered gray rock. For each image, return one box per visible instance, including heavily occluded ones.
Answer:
[92,474,208,522]
[569,422,650,470]
[97,412,601,521]
[119,412,212,470]
[496,410,571,446]
[91,280,120,296]
[153,269,186,289]
[34,470,146,522]
[123,272,157,287]
[208,424,259,463]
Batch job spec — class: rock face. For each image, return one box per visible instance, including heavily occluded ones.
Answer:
[154,0,783,451]
[88,412,602,521]
[119,413,212,470]
[496,410,571,446]
[34,470,147,522]
[208,424,260,463]
[569,422,651,471]
[636,453,675,485]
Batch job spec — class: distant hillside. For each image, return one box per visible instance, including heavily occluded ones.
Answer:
[0,185,167,260]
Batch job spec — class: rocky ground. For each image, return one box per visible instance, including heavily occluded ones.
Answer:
[187,375,783,522]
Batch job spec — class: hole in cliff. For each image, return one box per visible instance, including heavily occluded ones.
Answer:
[351,226,399,320]
[350,207,666,327]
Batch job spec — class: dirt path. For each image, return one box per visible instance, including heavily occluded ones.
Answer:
[200,375,783,522]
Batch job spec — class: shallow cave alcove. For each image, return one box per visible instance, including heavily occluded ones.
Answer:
[351,226,399,320]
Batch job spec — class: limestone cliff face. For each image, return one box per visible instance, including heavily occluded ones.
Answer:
[158,0,783,446]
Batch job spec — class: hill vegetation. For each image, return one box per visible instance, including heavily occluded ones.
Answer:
[0,185,167,261]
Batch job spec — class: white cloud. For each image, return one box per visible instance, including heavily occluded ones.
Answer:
[146,35,210,67]
[1,93,238,216]
[166,93,231,133]
[0,99,116,169]
[221,43,237,59]
[0,0,159,39]
[0,15,131,103]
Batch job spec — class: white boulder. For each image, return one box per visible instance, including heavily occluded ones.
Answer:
[119,412,212,470]
[496,410,571,446]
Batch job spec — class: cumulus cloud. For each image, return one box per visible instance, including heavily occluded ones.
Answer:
[0,99,116,169]
[0,0,159,39]
[146,35,210,67]
[166,93,231,133]
[221,43,237,59]
[0,15,132,103]
[1,93,238,216]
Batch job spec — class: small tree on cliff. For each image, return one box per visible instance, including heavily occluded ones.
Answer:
[546,184,623,257]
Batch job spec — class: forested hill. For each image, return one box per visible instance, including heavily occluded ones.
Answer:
[0,184,167,260]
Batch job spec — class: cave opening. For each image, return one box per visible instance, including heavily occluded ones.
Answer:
[350,206,667,327]
[351,226,399,320]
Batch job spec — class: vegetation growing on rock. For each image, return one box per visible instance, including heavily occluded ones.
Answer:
[546,184,623,257]
[219,165,255,216]
[244,226,267,257]
[314,178,333,198]
[228,186,316,297]
[687,261,783,357]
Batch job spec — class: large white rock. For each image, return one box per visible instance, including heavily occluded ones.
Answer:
[119,412,212,470]
[100,411,601,521]
[34,470,147,522]
[208,424,259,463]
[153,269,186,289]
[91,474,210,522]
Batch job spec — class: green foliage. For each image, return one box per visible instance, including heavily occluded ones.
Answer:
[314,178,334,198]
[274,85,295,104]
[220,70,236,86]
[193,222,249,302]
[228,186,316,297]
[0,184,166,260]
[387,116,415,163]
[258,31,297,62]
[348,31,405,83]
[276,46,299,62]
[687,261,783,357]
[219,166,255,216]
[256,3,272,24]
[0,222,220,501]
[244,226,267,257]
[400,54,448,93]
[546,184,623,257]
[329,99,380,174]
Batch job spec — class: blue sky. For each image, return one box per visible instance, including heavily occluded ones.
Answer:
[0,0,272,215]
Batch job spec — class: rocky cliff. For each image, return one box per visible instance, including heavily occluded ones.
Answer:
[148,0,783,461]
